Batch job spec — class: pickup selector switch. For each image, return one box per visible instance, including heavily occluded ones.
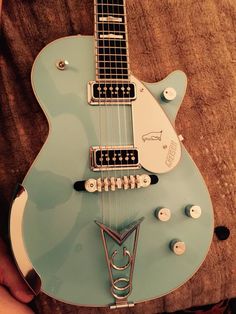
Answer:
[185,205,202,219]
[170,239,186,255]
[155,207,171,222]
[162,87,177,102]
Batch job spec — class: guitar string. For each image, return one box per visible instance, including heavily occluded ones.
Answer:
[123,0,136,226]
[113,0,123,232]
[102,0,112,228]
[110,0,119,233]
[115,1,124,231]
[106,0,113,229]
[122,0,133,255]
[123,0,136,251]
[97,0,105,225]
[121,0,131,212]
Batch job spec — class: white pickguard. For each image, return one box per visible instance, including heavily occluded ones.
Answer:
[131,75,181,174]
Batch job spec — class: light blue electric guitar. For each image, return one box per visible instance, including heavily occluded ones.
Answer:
[10,0,214,309]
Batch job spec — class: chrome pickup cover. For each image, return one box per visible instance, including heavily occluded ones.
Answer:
[90,146,141,171]
[88,82,136,105]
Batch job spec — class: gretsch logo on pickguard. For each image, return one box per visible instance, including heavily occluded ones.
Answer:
[165,140,178,168]
[142,131,163,143]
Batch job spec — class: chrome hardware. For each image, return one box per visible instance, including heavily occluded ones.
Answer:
[111,248,132,271]
[170,239,186,255]
[155,207,171,222]
[84,174,152,193]
[185,205,202,219]
[110,301,135,309]
[56,60,69,70]
[95,218,144,307]
[162,87,177,102]
[111,278,131,299]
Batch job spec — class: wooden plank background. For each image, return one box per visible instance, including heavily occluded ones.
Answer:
[0,0,235,313]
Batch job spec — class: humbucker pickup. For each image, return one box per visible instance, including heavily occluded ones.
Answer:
[88,82,136,105]
[90,146,140,171]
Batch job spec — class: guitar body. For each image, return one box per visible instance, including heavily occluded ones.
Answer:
[10,35,213,307]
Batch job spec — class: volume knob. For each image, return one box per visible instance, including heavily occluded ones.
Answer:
[155,207,171,222]
[185,205,202,219]
[170,239,186,255]
[162,87,177,102]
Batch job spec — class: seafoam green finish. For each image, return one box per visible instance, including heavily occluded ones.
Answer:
[22,35,214,306]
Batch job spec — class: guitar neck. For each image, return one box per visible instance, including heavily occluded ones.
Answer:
[94,0,130,81]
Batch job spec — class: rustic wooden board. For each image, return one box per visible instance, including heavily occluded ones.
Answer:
[0,0,235,313]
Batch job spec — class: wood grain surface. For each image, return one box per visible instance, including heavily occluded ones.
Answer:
[0,0,235,313]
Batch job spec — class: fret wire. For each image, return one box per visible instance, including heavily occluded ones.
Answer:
[95,21,125,25]
[98,79,130,81]
[96,63,130,65]
[96,47,127,50]
[97,75,130,78]
[94,13,126,17]
[95,39,127,42]
[95,30,126,34]
[96,72,130,75]
[96,54,128,56]
[94,3,125,6]
[96,61,130,65]
[97,68,130,71]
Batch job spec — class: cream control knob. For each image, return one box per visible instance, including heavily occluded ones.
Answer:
[170,239,186,255]
[185,205,202,219]
[85,179,97,193]
[155,207,171,221]
[56,60,69,70]
[162,87,177,102]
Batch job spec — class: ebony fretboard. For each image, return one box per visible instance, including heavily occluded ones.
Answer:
[94,0,130,81]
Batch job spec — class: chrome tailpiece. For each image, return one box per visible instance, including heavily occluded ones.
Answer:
[95,218,144,309]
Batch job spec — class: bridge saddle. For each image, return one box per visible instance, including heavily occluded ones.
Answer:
[74,174,158,193]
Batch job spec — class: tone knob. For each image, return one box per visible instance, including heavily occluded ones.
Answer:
[185,205,202,219]
[170,239,186,255]
[162,87,177,102]
[155,207,171,222]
